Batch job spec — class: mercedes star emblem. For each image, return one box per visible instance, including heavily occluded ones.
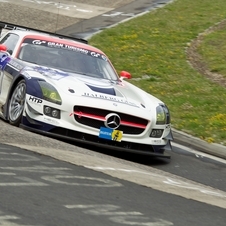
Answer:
[104,113,121,129]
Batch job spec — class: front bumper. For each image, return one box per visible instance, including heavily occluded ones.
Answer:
[20,116,172,159]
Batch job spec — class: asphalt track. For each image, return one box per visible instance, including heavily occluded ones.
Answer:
[0,0,174,38]
[1,144,226,226]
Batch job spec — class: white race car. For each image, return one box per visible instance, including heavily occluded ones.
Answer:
[0,22,173,158]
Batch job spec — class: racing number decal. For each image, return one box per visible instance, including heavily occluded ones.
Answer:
[112,130,123,141]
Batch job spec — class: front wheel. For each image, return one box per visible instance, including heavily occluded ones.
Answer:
[8,79,26,126]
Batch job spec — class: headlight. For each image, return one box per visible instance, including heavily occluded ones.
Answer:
[38,81,62,105]
[156,104,170,125]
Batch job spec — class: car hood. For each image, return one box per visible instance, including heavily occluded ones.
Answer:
[25,66,163,110]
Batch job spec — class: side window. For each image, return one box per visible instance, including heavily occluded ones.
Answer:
[0,33,19,55]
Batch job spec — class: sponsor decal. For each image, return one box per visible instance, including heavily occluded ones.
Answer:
[47,42,89,54]
[8,60,23,71]
[101,55,108,61]
[32,40,47,45]
[99,127,123,142]
[29,96,43,104]
[91,52,100,58]
[82,92,139,107]
[91,52,108,61]
[22,38,107,61]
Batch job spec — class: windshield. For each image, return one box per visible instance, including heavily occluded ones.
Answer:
[17,38,119,81]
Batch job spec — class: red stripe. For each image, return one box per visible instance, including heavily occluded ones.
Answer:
[72,111,147,129]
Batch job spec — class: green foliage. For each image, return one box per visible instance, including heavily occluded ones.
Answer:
[197,28,226,76]
[89,0,226,145]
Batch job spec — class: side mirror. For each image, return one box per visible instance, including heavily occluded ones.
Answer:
[120,71,132,79]
[0,44,7,52]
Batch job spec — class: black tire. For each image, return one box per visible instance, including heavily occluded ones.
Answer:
[8,79,26,126]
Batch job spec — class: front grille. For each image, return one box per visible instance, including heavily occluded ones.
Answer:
[73,106,148,135]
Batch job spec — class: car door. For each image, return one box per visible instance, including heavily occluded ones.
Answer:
[0,33,20,111]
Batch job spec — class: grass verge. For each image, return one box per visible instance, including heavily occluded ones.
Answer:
[89,0,226,145]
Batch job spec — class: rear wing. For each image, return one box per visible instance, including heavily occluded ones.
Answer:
[0,21,88,44]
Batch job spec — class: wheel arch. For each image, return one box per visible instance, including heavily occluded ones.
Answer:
[5,72,45,116]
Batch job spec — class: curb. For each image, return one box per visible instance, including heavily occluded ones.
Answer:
[172,129,226,160]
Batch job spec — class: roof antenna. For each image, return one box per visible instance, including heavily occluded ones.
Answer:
[55,2,60,33]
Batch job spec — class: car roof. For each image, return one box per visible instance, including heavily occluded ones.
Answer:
[11,30,105,54]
